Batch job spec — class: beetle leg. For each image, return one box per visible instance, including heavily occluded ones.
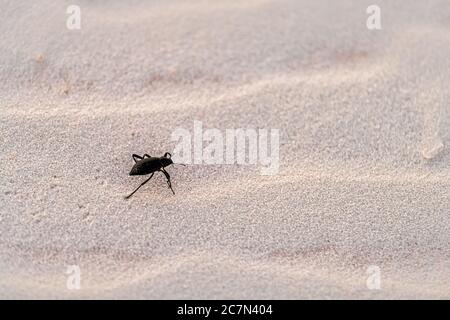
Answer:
[132,154,151,163]
[132,154,144,163]
[125,173,154,199]
[160,169,175,195]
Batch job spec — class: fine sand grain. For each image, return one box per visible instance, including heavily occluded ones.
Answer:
[1,0,450,299]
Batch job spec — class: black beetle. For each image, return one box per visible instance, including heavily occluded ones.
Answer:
[125,152,181,199]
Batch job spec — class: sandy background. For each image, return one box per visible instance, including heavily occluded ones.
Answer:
[1,0,450,299]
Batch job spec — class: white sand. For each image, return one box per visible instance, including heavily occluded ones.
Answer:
[1,0,450,299]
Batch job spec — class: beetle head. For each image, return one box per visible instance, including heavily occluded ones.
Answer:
[161,152,173,167]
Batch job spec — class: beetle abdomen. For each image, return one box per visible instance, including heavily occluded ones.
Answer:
[129,158,160,175]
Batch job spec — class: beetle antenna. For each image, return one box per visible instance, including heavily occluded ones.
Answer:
[173,163,186,167]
